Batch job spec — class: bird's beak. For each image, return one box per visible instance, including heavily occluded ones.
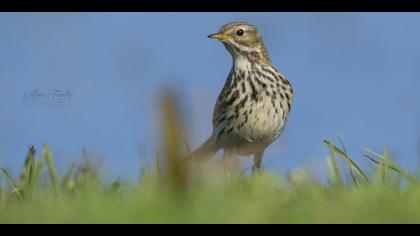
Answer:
[208,33,233,41]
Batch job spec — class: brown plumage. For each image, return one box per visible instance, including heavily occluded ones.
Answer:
[191,22,293,173]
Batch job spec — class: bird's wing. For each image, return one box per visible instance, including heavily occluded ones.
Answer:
[212,93,224,127]
[212,69,234,128]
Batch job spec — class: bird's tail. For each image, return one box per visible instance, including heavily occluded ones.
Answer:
[187,136,219,161]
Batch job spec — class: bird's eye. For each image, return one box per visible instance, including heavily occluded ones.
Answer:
[236,29,244,36]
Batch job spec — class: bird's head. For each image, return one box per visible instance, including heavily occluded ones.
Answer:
[208,22,271,65]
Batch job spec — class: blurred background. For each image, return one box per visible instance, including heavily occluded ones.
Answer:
[0,13,419,181]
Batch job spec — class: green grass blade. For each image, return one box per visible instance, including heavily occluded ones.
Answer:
[347,164,359,187]
[0,168,24,200]
[61,161,76,190]
[337,133,348,154]
[364,154,380,165]
[325,155,334,180]
[325,139,342,188]
[154,147,161,180]
[324,140,370,185]
[331,149,342,187]
[44,144,59,192]
[381,148,390,185]
[26,146,36,196]
[325,154,342,188]
[364,154,388,185]
[363,148,416,183]
[337,134,358,186]
[365,153,406,179]
[19,146,35,187]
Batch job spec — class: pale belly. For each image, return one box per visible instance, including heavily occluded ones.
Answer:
[214,95,288,156]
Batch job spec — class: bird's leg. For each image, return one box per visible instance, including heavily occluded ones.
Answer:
[252,150,265,176]
[223,149,236,178]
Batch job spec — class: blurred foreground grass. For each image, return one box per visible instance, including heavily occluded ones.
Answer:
[1,92,420,224]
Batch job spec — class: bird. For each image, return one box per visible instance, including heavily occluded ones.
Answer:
[189,22,293,174]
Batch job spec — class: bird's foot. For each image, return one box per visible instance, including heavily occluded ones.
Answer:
[252,165,265,177]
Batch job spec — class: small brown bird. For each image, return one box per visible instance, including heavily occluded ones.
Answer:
[191,22,293,173]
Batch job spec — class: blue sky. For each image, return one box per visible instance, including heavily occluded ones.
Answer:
[0,13,419,181]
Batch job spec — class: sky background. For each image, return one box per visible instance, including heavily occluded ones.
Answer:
[0,13,419,181]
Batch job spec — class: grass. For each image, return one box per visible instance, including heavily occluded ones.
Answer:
[1,93,420,224]
[1,140,420,223]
